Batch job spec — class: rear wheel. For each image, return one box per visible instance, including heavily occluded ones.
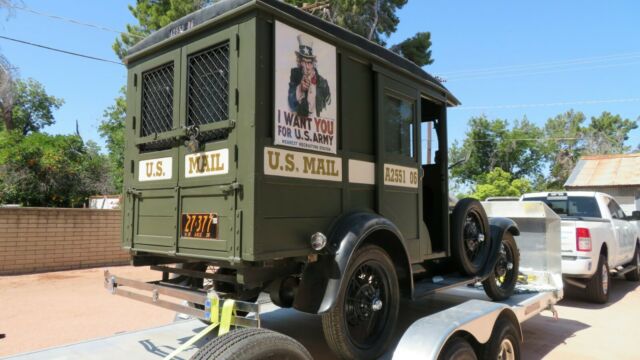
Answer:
[585,254,609,304]
[624,244,640,282]
[191,328,312,360]
[321,244,400,359]
[482,233,519,301]
[451,198,491,276]
[438,337,477,360]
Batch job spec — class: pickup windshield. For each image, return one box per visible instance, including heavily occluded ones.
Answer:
[523,196,602,218]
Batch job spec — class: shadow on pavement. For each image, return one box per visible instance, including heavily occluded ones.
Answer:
[520,315,589,360]
[560,278,639,310]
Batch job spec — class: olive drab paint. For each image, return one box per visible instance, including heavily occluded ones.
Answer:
[122,0,457,265]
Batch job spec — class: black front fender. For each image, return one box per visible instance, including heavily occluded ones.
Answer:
[293,211,412,314]
[479,217,520,278]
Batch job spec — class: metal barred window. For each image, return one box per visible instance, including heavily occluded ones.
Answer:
[141,62,174,137]
[187,41,230,127]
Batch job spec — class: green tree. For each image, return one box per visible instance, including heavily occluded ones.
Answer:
[2,78,64,135]
[113,0,210,60]
[99,88,126,192]
[543,110,585,189]
[286,0,434,66]
[582,111,638,155]
[449,115,548,184]
[469,167,531,200]
[0,132,114,207]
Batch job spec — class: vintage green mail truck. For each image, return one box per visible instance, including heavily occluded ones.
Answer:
[110,0,521,358]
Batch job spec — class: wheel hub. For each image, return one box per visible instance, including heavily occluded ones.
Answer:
[498,338,515,360]
[371,298,383,311]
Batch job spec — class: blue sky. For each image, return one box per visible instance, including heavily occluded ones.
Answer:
[0,0,638,151]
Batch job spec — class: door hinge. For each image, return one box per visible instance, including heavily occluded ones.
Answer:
[133,74,137,87]
[236,33,240,56]
[234,144,238,163]
[235,88,239,111]
[126,188,142,197]
[132,116,136,130]
[130,160,134,174]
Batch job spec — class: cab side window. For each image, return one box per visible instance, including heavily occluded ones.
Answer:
[383,94,415,159]
[607,198,626,219]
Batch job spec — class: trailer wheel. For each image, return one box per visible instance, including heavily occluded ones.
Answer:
[322,244,400,359]
[481,318,520,360]
[191,328,312,360]
[482,233,520,301]
[624,244,640,282]
[585,254,609,304]
[451,198,491,276]
[438,337,477,360]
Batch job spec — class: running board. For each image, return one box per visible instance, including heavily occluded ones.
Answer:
[103,270,260,328]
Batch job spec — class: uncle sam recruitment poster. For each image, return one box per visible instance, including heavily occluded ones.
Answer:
[274,21,337,154]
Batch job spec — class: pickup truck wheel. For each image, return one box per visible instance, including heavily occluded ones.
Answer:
[585,255,609,304]
[191,328,312,360]
[482,318,520,360]
[438,337,477,360]
[482,233,520,301]
[624,245,640,282]
[451,198,491,276]
[321,244,399,359]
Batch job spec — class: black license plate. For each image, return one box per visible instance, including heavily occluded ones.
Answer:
[181,213,218,239]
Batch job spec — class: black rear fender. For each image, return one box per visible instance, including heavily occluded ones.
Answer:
[293,212,412,314]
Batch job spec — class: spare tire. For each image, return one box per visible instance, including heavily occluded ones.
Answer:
[191,328,312,360]
[451,198,491,276]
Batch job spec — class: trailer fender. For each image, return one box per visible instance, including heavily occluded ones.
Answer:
[293,212,412,314]
[393,300,522,359]
[478,217,520,278]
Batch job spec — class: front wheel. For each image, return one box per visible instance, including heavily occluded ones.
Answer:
[482,233,520,301]
[321,244,400,359]
[481,318,520,360]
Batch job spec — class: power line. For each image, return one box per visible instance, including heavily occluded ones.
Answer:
[0,35,123,66]
[6,3,144,39]
[453,97,640,111]
[439,51,640,78]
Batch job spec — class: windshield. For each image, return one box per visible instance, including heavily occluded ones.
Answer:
[523,196,602,218]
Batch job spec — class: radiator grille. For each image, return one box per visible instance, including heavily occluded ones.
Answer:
[141,62,175,137]
[187,42,230,127]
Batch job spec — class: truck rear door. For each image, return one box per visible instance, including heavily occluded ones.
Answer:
[126,26,240,260]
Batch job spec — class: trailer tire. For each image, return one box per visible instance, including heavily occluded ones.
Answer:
[191,328,312,360]
[585,254,609,304]
[482,318,520,360]
[624,244,640,282]
[482,233,520,301]
[438,337,477,360]
[451,198,491,276]
[321,244,399,359]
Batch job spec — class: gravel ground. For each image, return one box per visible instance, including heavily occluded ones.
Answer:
[1,266,639,359]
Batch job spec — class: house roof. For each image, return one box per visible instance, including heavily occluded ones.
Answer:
[565,153,640,187]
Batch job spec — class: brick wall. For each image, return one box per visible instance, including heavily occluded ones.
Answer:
[0,208,129,275]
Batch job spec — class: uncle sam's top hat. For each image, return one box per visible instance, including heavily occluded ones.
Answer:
[296,34,315,59]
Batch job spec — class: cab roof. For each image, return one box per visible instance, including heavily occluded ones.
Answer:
[126,0,460,106]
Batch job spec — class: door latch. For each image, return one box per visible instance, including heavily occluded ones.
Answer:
[126,188,142,197]
[220,182,242,195]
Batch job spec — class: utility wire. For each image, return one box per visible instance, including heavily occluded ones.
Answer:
[0,35,123,65]
[454,97,640,110]
[439,51,640,77]
[6,3,144,39]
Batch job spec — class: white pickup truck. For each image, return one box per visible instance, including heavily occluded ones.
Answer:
[521,191,640,303]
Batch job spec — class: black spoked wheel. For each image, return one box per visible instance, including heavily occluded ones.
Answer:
[451,198,491,276]
[322,245,399,359]
[483,233,520,301]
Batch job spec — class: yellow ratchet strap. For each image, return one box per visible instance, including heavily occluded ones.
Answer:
[163,293,224,360]
[218,299,236,336]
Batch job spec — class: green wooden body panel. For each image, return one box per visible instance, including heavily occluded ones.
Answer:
[123,6,452,265]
